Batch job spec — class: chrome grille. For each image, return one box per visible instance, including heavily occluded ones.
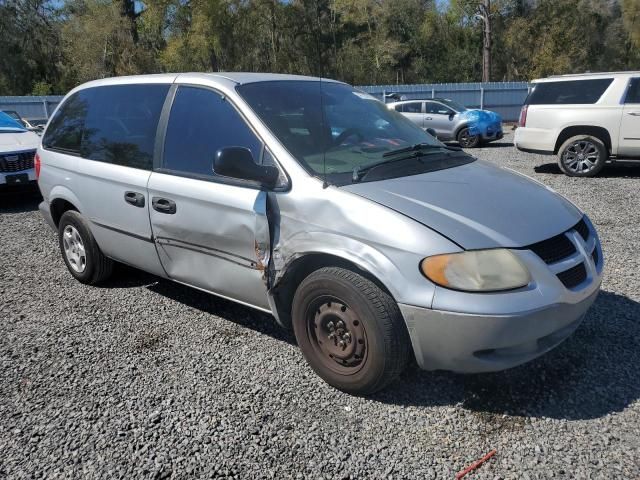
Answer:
[0,150,35,173]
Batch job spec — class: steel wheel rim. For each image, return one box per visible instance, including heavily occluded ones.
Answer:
[62,225,86,273]
[306,296,368,375]
[562,140,599,173]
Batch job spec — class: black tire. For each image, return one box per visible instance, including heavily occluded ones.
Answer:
[457,127,481,148]
[58,210,113,284]
[292,267,410,395]
[557,135,607,177]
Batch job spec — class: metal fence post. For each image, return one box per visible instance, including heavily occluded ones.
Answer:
[479,86,484,110]
[42,99,49,119]
[431,88,435,99]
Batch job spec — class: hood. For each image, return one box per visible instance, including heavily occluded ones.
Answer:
[342,160,582,249]
[0,131,40,153]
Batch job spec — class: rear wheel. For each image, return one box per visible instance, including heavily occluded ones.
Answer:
[292,267,410,395]
[457,127,481,148]
[557,135,607,177]
[58,210,113,284]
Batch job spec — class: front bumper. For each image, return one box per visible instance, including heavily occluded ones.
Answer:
[400,218,603,373]
[481,128,503,142]
[400,287,599,373]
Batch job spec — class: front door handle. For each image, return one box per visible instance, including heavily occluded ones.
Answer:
[627,111,640,116]
[124,191,145,207]
[152,197,177,214]
[425,117,433,120]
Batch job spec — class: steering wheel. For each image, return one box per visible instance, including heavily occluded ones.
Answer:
[333,128,364,146]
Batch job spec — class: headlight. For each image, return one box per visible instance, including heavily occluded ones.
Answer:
[420,249,530,292]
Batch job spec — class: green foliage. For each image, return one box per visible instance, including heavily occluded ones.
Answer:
[31,81,53,95]
[0,0,639,95]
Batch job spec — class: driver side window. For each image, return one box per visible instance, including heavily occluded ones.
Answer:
[163,86,263,178]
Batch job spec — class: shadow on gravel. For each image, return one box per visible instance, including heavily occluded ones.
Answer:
[478,140,514,149]
[534,162,640,178]
[97,263,160,289]
[0,187,41,213]
[147,279,296,346]
[377,291,640,421]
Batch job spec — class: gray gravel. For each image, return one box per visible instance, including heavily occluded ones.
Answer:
[1,132,639,479]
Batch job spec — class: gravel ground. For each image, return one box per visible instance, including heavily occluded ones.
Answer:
[1,131,639,479]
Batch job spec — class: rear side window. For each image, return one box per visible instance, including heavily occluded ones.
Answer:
[526,79,613,105]
[162,86,263,178]
[625,78,640,104]
[396,102,422,113]
[43,84,169,169]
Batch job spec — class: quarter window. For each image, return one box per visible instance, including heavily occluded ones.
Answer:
[624,78,640,104]
[43,84,169,170]
[43,92,88,154]
[163,86,263,178]
[526,79,613,105]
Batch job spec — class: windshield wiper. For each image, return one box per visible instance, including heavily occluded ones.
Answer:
[352,143,463,182]
[382,142,460,157]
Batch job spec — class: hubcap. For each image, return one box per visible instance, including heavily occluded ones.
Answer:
[62,225,86,273]
[563,140,599,173]
[307,298,367,375]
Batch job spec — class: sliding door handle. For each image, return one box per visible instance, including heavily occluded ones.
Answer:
[152,197,177,214]
[124,191,145,207]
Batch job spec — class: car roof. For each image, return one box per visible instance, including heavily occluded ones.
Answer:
[533,71,640,83]
[73,72,344,92]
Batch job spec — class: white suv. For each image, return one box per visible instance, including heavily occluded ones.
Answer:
[515,71,640,176]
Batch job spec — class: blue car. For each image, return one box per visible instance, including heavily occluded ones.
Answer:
[388,97,503,148]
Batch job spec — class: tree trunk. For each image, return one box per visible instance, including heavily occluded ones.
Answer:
[482,0,491,82]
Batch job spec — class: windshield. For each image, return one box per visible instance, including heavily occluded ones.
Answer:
[0,111,27,132]
[438,99,467,112]
[237,81,471,185]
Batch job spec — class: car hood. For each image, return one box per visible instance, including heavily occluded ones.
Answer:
[342,160,583,249]
[0,131,40,153]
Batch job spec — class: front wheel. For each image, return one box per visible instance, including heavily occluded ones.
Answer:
[557,135,607,177]
[292,267,410,395]
[457,127,481,148]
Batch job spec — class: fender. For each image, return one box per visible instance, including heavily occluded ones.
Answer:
[271,230,437,310]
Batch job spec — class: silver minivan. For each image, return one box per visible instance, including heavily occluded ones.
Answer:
[37,73,603,394]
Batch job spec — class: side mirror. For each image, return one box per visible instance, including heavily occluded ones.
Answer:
[213,147,280,189]
[426,128,437,138]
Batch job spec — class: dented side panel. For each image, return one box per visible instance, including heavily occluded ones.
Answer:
[268,176,462,310]
[148,172,271,311]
